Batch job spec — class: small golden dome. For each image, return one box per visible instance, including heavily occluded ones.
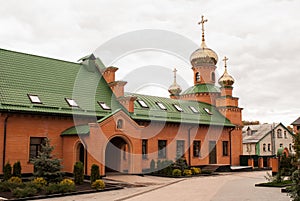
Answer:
[168,82,182,96]
[168,68,182,96]
[218,56,234,86]
[190,41,218,65]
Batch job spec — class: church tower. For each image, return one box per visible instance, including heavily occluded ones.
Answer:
[180,16,220,105]
[216,57,243,165]
[168,68,182,99]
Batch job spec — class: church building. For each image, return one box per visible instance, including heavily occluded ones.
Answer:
[0,16,243,176]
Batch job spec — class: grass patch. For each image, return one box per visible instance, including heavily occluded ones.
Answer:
[255,180,292,187]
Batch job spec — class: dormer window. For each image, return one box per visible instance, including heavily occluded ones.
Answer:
[203,108,212,115]
[28,94,42,104]
[173,104,183,112]
[137,100,148,108]
[65,98,79,107]
[189,106,199,113]
[98,101,110,110]
[156,102,167,110]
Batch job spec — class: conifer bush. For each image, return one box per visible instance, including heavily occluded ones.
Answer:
[32,138,62,182]
[13,161,22,178]
[91,164,100,183]
[73,161,84,184]
[3,162,12,181]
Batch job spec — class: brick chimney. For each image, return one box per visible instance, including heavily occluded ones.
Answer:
[117,96,137,113]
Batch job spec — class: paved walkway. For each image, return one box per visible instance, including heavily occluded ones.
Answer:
[38,171,291,201]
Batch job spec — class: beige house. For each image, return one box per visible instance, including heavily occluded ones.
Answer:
[242,123,294,156]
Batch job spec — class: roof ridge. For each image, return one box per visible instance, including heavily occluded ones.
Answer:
[0,48,80,65]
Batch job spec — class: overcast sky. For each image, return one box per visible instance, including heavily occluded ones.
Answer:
[1,0,299,126]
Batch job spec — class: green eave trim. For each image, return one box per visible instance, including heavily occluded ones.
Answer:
[61,124,90,136]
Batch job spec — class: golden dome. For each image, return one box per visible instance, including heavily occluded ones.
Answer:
[190,41,218,65]
[218,56,234,86]
[168,68,182,96]
[168,82,182,96]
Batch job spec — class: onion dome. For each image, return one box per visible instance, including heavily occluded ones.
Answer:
[190,41,218,65]
[168,68,182,96]
[190,15,218,66]
[218,56,234,87]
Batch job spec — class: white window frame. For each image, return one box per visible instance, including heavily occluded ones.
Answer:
[189,106,199,113]
[173,104,183,112]
[28,94,42,104]
[98,101,110,110]
[137,100,148,108]
[156,102,167,110]
[65,98,79,107]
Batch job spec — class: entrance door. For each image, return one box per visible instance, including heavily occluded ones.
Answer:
[209,141,217,164]
[105,137,129,173]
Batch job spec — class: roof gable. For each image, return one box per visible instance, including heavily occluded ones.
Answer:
[0,48,121,116]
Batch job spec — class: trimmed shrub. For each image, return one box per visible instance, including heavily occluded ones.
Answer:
[73,161,84,185]
[13,161,22,177]
[150,159,155,172]
[183,169,192,176]
[0,181,10,192]
[3,162,12,180]
[32,177,47,189]
[172,169,182,177]
[191,167,201,175]
[91,179,105,190]
[8,176,22,184]
[91,164,100,183]
[12,186,37,198]
[45,180,75,194]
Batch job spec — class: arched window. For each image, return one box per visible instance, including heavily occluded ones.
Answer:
[211,72,215,82]
[195,72,200,82]
[284,131,287,138]
[117,119,123,129]
[263,144,266,152]
[277,129,282,138]
[289,143,292,151]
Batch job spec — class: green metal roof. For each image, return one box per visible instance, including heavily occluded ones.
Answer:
[61,124,90,136]
[0,48,121,116]
[127,93,234,127]
[181,84,220,95]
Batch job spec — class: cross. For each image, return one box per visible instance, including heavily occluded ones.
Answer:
[173,68,177,81]
[198,15,208,41]
[223,56,229,68]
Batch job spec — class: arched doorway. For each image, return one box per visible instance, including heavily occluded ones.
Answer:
[76,143,86,173]
[105,136,130,173]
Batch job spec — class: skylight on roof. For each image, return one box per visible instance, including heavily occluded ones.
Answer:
[189,106,199,113]
[65,98,79,107]
[137,100,148,108]
[204,108,213,115]
[28,94,42,104]
[156,102,167,110]
[173,104,183,112]
[98,101,110,110]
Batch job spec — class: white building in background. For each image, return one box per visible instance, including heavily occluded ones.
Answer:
[242,123,294,156]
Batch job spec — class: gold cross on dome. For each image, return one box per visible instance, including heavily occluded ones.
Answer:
[223,56,229,68]
[173,68,177,80]
[198,15,208,42]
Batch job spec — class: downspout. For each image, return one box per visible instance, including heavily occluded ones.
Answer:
[188,126,194,167]
[229,127,235,166]
[3,115,10,171]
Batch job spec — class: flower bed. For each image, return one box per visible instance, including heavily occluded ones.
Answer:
[0,178,122,200]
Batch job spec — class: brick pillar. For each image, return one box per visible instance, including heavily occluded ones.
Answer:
[267,157,272,168]
[248,158,254,168]
[258,157,264,169]
[271,158,279,176]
